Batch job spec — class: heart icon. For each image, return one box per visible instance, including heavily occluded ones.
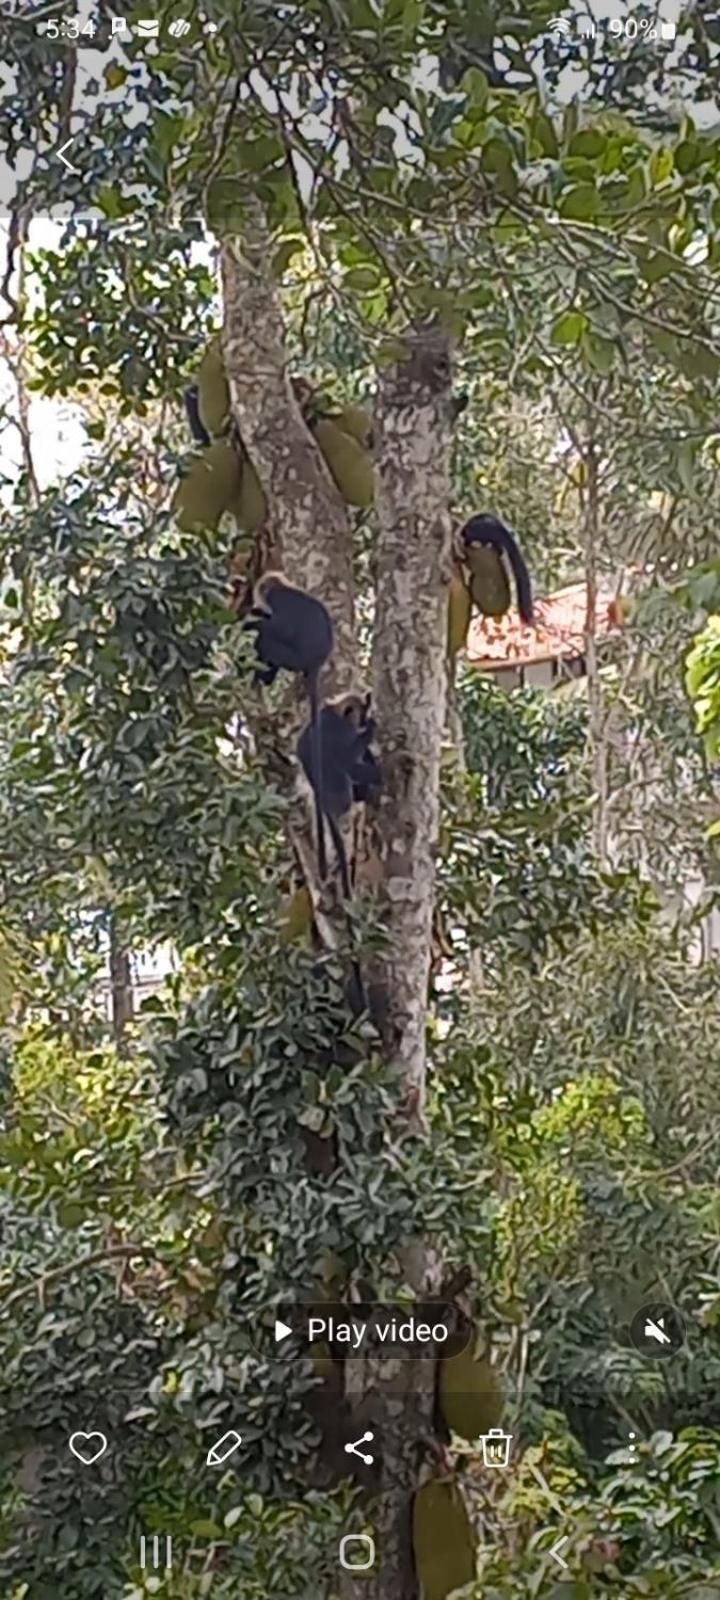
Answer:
[69,1430,108,1466]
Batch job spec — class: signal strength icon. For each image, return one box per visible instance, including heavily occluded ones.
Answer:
[578,16,597,35]
[548,15,572,34]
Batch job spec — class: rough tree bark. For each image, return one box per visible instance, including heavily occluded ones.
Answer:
[369,324,455,1124]
[337,325,455,1600]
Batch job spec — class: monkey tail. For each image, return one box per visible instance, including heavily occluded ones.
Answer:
[501,531,534,626]
[327,814,353,901]
[327,813,366,1014]
[308,671,328,880]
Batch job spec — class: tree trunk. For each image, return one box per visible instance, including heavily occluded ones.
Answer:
[337,324,455,1600]
[223,218,457,1597]
[108,916,133,1053]
[369,323,455,1124]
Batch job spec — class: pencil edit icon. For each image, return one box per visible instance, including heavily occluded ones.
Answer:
[206,1429,242,1466]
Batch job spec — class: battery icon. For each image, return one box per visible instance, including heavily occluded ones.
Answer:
[660,20,676,39]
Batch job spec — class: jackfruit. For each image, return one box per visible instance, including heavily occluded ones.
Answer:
[438,1337,505,1442]
[465,542,512,618]
[412,1476,476,1600]
[173,441,242,532]
[313,417,374,508]
[279,886,313,944]
[447,574,472,658]
[334,402,373,449]
[231,456,267,532]
[310,1339,336,1380]
[196,339,230,437]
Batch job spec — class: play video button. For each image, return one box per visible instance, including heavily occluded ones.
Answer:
[274,1319,293,1344]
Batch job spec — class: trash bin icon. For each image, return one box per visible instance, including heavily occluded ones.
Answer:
[479,1427,513,1468]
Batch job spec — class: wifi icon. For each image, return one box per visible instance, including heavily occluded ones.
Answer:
[548,15,572,34]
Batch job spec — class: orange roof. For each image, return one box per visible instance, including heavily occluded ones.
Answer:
[466,582,622,669]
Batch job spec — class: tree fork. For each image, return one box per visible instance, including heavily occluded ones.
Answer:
[220,209,358,696]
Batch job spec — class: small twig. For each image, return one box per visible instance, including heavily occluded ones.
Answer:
[1,1244,156,1313]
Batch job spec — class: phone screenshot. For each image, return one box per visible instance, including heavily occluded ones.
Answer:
[1,1,719,1596]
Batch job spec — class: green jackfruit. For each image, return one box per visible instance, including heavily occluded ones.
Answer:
[335,402,373,449]
[412,1477,476,1600]
[447,574,472,658]
[279,886,313,945]
[231,456,267,532]
[314,417,374,508]
[438,1337,505,1442]
[465,543,512,618]
[196,339,230,437]
[173,441,242,532]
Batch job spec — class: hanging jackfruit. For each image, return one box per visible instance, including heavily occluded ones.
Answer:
[279,885,314,945]
[230,456,267,532]
[196,339,230,437]
[313,417,374,508]
[412,1476,476,1600]
[334,402,373,449]
[438,1333,505,1442]
[465,541,512,618]
[447,574,473,658]
[173,440,242,532]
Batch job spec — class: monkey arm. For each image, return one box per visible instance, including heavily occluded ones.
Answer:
[184,385,211,448]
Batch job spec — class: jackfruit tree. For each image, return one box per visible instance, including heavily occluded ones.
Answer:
[2,3,720,1599]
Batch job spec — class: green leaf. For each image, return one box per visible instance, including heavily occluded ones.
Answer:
[675,140,701,175]
[637,249,679,284]
[481,139,517,195]
[240,135,284,172]
[104,64,128,90]
[559,184,597,220]
[343,267,382,291]
[650,147,674,184]
[533,110,559,158]
[568,129,605,159]
[562,100,580,146]
[550,311,588,346]
[582,332,616,374]
[676,438,696,493]
[460,66,489,109]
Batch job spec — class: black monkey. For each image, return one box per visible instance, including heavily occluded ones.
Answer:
[245,572,334,874]
[461,513,534,626]
[299,695,382,1017]
[184,384,211,448]
[297,694,382,894]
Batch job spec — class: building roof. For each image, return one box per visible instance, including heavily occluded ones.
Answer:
[466,581,623,669]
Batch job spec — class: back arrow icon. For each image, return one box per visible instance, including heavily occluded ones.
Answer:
[57,137,79,174]
[550,1536,568,1569]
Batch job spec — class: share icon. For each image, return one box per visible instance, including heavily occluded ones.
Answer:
[344,1430,375,1466]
